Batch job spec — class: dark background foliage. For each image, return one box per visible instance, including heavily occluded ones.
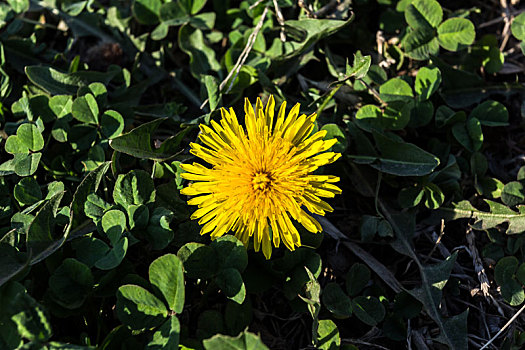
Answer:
[1,0,525,349]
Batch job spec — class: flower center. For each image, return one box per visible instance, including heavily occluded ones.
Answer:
[252,172,272,191]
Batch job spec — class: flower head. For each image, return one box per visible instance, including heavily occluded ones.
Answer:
[180,96,342,259]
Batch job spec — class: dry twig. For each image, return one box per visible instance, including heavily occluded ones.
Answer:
[466,227,491,298]
[500,0,513,51]
[480,302,525,349]
[272,0,286,42]
[219,6,269,94]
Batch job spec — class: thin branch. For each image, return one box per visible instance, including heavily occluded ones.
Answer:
[314,0,340,18]
[297,0,316,18]
[358,78,386,106]
[272,0,286,42]
[248,0,265,10]
[500,0,513,51]
[480,302,525,349]
[219,6,269,94]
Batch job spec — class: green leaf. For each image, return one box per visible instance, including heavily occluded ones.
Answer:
[423,183,444,209]
[49,95,73,119]
[437,310,469,349]
[452,118,483,152]
[100,110,124,139]
[180,0,207,15]
[282,252,322,300]
[211,235,248,272]
[13,153,41,177]
[399,185,425,208]
[316,319,340,350]
[471,152,488,177]
[26,191,66,264]
[149,254,185,313]
[321,124,347,153]
[321,283,352,317]
[197,310,225,340]
[7,0,29,13]
[345,50,371,79]
[48,258,94,309]
[147,317,180,350]
[5,123,44,154]
[351,296,386,326]
[159,1,188,22]
[5,133,29,155]
[435,107,465,128]
[51,119,69,142]
[101,209,127,245]
[502,181,525,207]
[113,170,155,208]
[178,24,221,78]
[225,301,253,336]
[14,177,42,205]
[0,298,22,347]
[69,125,97,151]
[0,244,30,288]
[178,243,218,279]
[146,207,174,250]
[116,284,168,330]
[517,263,525,286]
[467,117,483,152]
[402,27,440,60]
[69,162,111,232]
[299,266,321,330]
[84,193,111,222]
[203,330,269,350]
[353,131,440,176]
[94,237,128,270]
[110,118,192,161]
[128,204,150,230]
[72,93,99,124]
[439,200,525,234]
[151,23,170,40]
[389,213,468,350]
[72,237,110,268]
[0,158,16,176]
[415,66,441,100]
[437,18,476,51]
[280,16,354,60]
[215,268,246,304]
[346,263,371,296]
[379,78,414,103]
[360,215,379,241]
[383,101,411,130]
[61,0,86,16]
[469,100,508,126]
[405,0,443,29]
[512,12,525,40]
[10,289,52,342]
[406,99,434,128]
[11,213,34,236]
[355,104,383,132]
[494,257,525,306]
[203,75,221,111]
[25,66,84,95]
[477,177,504,199]
[83,149,107,177]
[132,0,161,25]
[377,219,394,237]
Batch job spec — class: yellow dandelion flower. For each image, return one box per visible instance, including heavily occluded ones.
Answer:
[180,96,342,259]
